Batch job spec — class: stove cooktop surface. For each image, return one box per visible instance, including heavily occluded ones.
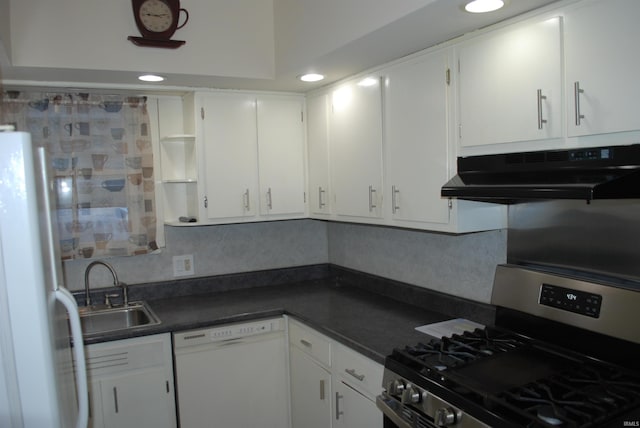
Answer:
[389,327,640,427]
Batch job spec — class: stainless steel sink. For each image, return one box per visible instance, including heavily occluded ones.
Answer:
[78,301,161,337]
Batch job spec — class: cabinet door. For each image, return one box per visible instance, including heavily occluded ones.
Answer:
[565,0,640,137]
[290,346,332,428]
[330,76,384,219]
[307,94,331,216]
[257,96,306,217]
[384,51,450,225]
[200,93,258,220]
[334,381,382,428]
[87,377,104,428]
[458,17,562,147]
[84,334,176,428]
[100,368,175,428]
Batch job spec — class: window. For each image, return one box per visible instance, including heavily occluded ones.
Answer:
[2,90,160,260]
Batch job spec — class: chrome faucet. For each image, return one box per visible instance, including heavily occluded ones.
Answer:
[84,260,127,307]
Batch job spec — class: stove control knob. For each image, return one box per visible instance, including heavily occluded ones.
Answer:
[401,386,421,404]
[387,379,406,395]
[434,407,457,426]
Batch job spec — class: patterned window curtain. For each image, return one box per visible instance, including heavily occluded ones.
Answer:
[2,90,158,260]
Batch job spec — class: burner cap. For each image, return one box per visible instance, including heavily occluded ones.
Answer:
[584,386,616,405]
[537,405,565,426]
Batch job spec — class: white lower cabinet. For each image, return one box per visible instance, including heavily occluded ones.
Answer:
[84,334,176,428]
[333,381,381,428]
[288,318,383,428]
[290,346,333,428]
[332,343,383,428]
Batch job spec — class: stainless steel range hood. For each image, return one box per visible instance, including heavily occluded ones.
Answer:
[441,144,640,203]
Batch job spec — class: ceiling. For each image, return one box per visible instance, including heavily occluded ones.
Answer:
[0,0,563,93]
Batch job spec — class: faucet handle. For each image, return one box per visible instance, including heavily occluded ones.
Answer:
[104,293,120,308]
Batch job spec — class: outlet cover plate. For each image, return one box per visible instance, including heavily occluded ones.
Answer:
[173,254,194,277]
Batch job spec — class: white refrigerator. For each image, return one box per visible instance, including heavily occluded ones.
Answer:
[0,130,88,428]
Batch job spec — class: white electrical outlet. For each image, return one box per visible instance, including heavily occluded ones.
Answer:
[173,254,194,277]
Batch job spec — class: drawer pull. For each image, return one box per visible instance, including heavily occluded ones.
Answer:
[345,368,365,381]
[299,339,312,348]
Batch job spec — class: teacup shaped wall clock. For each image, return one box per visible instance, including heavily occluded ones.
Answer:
[128,0,189,48]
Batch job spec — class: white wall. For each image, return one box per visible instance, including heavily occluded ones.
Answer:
[273,0,434,74]
[9,0,275,79]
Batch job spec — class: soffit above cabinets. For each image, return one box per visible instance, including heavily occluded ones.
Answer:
[1,0,562,92]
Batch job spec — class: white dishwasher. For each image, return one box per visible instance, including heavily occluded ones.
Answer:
[173,318,289,428]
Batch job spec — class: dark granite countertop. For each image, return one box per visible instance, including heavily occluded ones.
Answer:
[80,265,496,364]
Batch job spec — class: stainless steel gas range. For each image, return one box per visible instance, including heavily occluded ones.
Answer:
[377,264,640,427]
[378,193,640,427]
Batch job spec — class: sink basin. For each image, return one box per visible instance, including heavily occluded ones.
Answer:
[78,301,161,337]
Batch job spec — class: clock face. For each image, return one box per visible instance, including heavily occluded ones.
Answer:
[139,0,173,33]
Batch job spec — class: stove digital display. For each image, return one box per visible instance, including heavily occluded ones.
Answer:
[539,284,602,318]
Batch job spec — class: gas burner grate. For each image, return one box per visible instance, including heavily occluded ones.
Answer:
[397,327,526,372]
[497,364,640,427]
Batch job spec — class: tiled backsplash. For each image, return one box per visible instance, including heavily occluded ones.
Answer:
[65,219,506,304]
[327,222,507,303]
[64,219,329,291]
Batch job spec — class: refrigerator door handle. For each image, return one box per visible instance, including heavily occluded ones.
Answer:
[55,287,89,428]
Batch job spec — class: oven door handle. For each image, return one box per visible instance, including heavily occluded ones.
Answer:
[376,394,413,428]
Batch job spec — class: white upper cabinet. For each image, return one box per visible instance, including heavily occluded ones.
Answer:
[199,92,259,222]
[565,0,640,137]
[457,16,563,148]
[329,76,384,220]
[306,94,331,217]
[256,95,306,217]
[384,49,451,226]
[156,91,307,225]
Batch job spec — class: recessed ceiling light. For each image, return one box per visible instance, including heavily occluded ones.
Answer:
[464,0,505,13]
[138,74,165,82]
[299,73,325,82]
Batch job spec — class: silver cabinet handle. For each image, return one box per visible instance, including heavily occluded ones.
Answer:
[537,89,547,130]
[574,81,585,126]
[113,387,119,414]
[368,185,377,212]
[391,185,400,214]
[267,187,273,210]
[318,186,326,208]
[243,189,250,211]
[320,379,325,400]
[335,392,344,420]
[299,339,312,348]
[345,368,365,381]
[203,196,208,208]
